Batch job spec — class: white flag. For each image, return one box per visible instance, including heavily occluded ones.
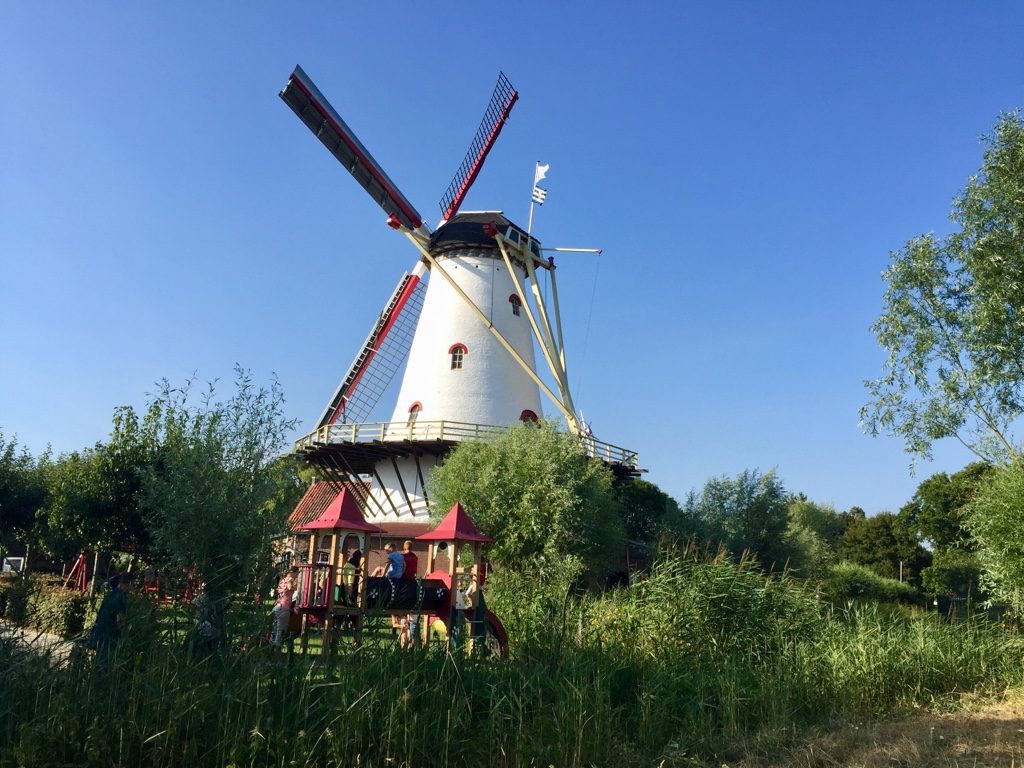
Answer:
[532,186,547,204]
[533,162,549,186]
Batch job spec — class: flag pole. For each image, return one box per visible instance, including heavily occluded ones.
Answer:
[527,162,538,238]
[528,161,548,239]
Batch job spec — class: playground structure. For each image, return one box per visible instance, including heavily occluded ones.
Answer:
[289,488,507,656]
[62,553,88,593]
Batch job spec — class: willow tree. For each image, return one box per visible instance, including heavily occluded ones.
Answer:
[428,420,623,577]
[863,111,1024,464]
[110,368,300,611]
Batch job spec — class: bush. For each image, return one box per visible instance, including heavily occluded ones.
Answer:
[587,544,824,665]
[26,584,89,638]
[825,561,921,605]
[0,575,32,625]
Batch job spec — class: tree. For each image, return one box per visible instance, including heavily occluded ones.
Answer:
[110,368,299,613]
[784,499,846,578]
[963,459,1024,612]
[427,420,624,576]
[839,512,930,587]
[863,111,1024,464]
[898,463,992,599]
[920,548,982,600]
[614,478,684,544]
[0,432,47,556]
[681,469,791,568]
[37,442,151,564]
[899,462,993,550]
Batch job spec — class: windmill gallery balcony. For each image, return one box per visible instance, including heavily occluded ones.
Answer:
[291,420,640,476]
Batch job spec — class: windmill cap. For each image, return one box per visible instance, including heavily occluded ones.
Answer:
[430,212,537,256]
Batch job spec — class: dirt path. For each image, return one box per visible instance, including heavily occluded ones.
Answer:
[725,690,1024,767]
[1,622,77,664]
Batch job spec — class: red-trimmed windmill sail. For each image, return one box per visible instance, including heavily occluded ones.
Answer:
[317,266,426,426]
[438,72,518,223]
[279,66,428,235]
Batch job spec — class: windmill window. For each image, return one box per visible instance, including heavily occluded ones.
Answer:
[448,343,467,370]
[509,294,522,317]
[520,409,538,423]
[407,402,422,424]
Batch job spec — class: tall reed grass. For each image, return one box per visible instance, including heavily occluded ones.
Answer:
[1,548,1021,768]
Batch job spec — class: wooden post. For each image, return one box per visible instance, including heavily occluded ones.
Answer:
[322,532,339,656]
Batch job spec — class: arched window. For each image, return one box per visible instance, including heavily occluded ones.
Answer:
[519,409,538,423]
[407,402,422,424]
[449,343,467,370]
[508,294,522,317]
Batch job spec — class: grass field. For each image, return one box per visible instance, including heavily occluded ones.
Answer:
[2,550,1022,767]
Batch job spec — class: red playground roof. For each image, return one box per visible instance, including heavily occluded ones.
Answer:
[301,488,383,533]
[416,502,493,543]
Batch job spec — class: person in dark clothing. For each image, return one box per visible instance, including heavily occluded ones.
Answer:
[344,545,362,605]
[88,572,133,654]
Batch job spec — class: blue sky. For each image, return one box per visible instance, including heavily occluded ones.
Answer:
[2,3,1022,515]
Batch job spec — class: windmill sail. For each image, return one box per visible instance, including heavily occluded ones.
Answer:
[438,72,518,223]
[280,66,427,233]
[318,268,427,427]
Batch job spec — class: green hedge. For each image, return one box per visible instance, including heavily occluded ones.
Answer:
[0,575,32,625]
[825,561,921,605]
[0,574,89,638]
[27,584,89,638]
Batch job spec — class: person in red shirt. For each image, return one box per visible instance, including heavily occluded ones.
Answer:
[401,540,418,579]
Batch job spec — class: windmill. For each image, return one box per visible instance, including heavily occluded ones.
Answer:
[280,66,638,523]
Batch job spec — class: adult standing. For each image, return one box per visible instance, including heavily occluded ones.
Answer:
[88,571,133,654]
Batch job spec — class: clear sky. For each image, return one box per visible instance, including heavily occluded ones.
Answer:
[2,3,1022,515]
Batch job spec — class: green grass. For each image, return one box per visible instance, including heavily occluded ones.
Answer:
[2,550,1022,767]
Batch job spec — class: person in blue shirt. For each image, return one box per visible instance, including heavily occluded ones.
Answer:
[384,542,405,578]
[371,542,406,578]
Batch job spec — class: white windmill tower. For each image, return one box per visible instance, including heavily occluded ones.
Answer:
[280,67,638,525]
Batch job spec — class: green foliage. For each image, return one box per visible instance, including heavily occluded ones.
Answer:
[964,459,1024,613]
[2,554,1023,767]
[681,468,792,568]
[824,561,921,605]
[589,546,824,664]
[784,499,846,578]
[0,432,47,552]
[25,583,88,638]
[428,420,624,575]
[613,478,683,543]
[920,547,982,599]
[0,574,31,625]
[485,555,584,652]
[899,462,993,550]
[839,511,930,587]
[117,369,298,606]
[36,443,151,562]
[863,110,1024,463]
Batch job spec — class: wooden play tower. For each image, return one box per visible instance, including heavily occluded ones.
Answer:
[290,489,507,656]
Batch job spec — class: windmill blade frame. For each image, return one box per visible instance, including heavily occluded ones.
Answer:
[318,263,427,427]
[438,72,518,223]
[280,65,428,234]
